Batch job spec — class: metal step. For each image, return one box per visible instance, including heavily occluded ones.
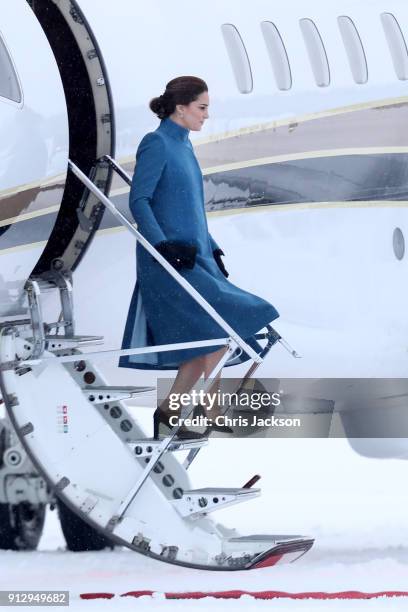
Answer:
[128,437,208,459]
[108,428,211,528]
[83,385,155,403]
[42,335,104,350]
[223,534,314,568]
[172,486,261,519]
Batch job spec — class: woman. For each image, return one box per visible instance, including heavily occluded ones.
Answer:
[118,76,279,438]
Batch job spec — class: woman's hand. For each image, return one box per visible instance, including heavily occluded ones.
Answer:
[154,240,197,271]
[213,248,229,277]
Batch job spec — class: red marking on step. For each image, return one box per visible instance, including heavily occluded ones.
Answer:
[120,591,154,598]
[252,553,283,568]
[242,474,261,488]
[80,593,115,599]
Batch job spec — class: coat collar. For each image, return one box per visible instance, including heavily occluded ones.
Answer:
[159,117,190,142]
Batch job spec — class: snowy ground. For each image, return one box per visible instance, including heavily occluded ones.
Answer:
[1,436,408,611]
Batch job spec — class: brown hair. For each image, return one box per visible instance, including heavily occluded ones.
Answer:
[149,76,208,119]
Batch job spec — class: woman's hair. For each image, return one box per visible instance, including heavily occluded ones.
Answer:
[149,76,208,119]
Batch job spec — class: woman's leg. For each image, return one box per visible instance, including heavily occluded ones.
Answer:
[155,347,233,437]
[201,348,228,417]
[159,347,228,415]
[203,347,229,379]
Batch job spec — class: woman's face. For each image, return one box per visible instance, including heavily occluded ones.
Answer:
[174,91,209,131]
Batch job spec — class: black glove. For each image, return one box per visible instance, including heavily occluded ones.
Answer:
[154,240,197,271]
[213,248,229,278]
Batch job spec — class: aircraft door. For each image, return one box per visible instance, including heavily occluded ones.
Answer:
[0,1,69,319]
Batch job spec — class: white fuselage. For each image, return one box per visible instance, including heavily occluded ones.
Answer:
[1,0,408,456]
[73,0,408,380]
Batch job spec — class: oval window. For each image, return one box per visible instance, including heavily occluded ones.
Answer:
[299,18,330,87]
[381,13,408,80]
[260,21,292,90]
[221,23,253,93]
[338,16,368,84]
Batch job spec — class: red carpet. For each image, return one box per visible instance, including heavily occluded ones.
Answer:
[80,589,408,600]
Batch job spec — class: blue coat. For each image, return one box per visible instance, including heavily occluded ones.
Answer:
[118,117,279,370]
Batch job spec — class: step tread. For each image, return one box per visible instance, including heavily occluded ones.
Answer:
[45,335,104,341]
[130,438,208,450]
[83,385,155,393]
[184,487,260,496]
[228,534,304,542]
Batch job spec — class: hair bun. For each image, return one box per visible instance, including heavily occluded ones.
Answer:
[149,94,167,119]
[149,76,208,120]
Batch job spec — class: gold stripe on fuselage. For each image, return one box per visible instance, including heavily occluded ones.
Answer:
[2,93,407,199]
[110,146,408,199]
[2,95,408,227]
[0,173,66,199]
[0,205,59,229]
[1,201,407,255]
[201,146,408,176]
[118,94,408,166]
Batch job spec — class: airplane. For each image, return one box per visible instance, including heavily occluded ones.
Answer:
[0,0,407,568]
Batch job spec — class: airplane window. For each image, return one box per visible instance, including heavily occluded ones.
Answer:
[299,18,330,87]
[0,33,21,103]
[380,13,408,80]
[337,16,368,84]
[221,24,253,93]
[260,21,292,90]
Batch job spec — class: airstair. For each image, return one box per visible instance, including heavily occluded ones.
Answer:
[0,157,313,569]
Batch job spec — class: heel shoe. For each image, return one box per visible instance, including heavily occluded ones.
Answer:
[153,409,208,440]
[153,409,172,440]
[193,404,234,434]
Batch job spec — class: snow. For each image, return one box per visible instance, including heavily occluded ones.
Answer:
[1,438,408,611]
